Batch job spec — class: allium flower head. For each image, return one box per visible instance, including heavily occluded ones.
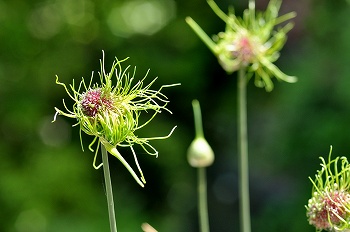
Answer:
[306,147,350,231]
[53,51,179,187]
[186,0,297,91]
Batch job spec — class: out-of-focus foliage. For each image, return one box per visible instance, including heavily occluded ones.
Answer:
[1,0,350,231]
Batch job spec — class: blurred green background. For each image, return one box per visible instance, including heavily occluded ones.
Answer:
[1,0,350,231]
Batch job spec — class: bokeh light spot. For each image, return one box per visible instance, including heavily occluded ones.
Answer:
[58,0,95,26]
[39,116,71,147]
[15,209,47,232]
[107,0,176,37]
[27,3,63,40]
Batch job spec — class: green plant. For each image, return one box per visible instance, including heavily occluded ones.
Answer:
[53,51,178,232]
[187,99,215,232]
[306,147,350,232]
[186,1,296,231]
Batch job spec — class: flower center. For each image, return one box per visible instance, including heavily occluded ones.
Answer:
[235,37,254,64]
[308,190,350,230]
[80,89,113,117]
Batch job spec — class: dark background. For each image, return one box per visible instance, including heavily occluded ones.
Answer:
[1,0,350,231]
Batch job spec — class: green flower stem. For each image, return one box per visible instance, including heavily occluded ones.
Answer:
[237,68,251,232]
[192,100,210,232]
[198,167,210,232]
[103,142,145,188]
[192,100,204,138]
[101,144,118,232]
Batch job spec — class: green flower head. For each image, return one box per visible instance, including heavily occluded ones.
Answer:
[186,0,297,91]
[53,51,179,187]
[306,147,350,231]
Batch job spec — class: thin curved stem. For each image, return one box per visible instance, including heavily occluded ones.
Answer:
[198,167,210,232]
[192,99,204,138]
[101,145,118,232]
[185,17,216,54]
[192,99,210,232]
[103,142,145,188]
[237,68,251,232]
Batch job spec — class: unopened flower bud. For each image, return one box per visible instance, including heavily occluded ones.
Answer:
[187,137,214,168]
[187,100,215,168]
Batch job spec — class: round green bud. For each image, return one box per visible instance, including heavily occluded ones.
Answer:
[187,137,214,168]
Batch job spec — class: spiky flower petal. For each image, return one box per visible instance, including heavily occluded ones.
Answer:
[53,51,179,187]
[186,0,297,91]
[306,147,350,231]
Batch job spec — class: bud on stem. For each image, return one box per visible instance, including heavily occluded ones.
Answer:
[187,100,214,168]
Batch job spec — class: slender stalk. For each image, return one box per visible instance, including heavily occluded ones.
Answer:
[198,167,210,232]
[185,17,216,54]
[192,99,204,138]
[101,144,118,232]
[192,100,210,232]
[103,142,145,188]
[237,68,251,232]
